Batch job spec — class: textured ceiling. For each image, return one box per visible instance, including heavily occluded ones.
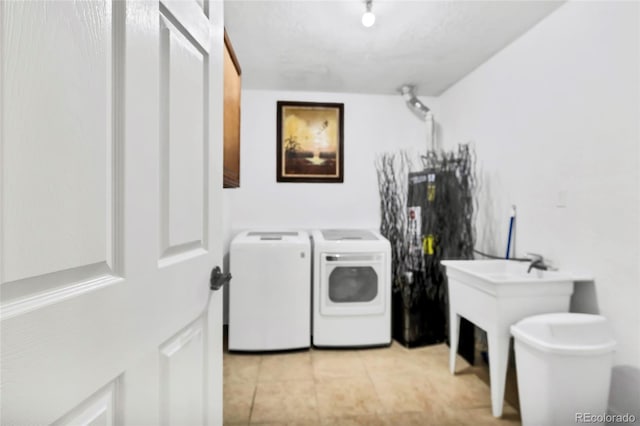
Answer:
[224,0,564,96]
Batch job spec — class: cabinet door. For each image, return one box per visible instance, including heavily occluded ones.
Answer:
[223,31,241,188]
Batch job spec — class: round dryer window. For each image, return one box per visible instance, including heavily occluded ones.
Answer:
[328,266,378,303]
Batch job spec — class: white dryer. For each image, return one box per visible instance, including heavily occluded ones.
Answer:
[311,229,391,347]
[229,231,311,351]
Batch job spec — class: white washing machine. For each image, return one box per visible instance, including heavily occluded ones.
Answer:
[229,230,311,351]
[311,229,391,347]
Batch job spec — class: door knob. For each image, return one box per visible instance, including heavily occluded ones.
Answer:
[210,266,231,291]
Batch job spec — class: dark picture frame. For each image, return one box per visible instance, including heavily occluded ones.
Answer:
[276,101,344,183]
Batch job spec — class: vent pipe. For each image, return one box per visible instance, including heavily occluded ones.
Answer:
[398,85,437,152]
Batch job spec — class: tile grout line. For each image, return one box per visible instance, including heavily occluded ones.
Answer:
[311,347,328,424]
[246,355,264,424]
[360,346,386,420]
[312,362,322,425]
[246,383,257,426]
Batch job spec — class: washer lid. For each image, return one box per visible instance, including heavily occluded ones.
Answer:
[321,229,378,241]
[247,231,298,241]
[510,313,616,356]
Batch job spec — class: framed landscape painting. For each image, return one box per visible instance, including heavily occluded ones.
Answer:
[276,101,344,183]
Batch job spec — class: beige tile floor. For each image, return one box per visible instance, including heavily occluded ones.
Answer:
[223,340,522,426]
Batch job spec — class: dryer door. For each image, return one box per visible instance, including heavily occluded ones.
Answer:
[320,253,386,316]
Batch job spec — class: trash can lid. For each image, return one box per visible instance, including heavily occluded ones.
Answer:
[510,313,616,356]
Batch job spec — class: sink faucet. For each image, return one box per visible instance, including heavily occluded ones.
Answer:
[526,253,548,273]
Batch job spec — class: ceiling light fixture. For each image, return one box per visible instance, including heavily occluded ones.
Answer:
[362,0,375,27]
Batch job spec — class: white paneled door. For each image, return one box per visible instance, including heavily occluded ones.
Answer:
[0,0,225,424]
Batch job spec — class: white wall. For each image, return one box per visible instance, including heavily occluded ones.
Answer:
[227,90,437,231]
[438,0,640,414]
[222,90,437,323]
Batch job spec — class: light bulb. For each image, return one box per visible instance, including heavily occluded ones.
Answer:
[362,11,375,27]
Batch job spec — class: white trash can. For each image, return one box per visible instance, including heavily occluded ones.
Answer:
[511,313,616,426]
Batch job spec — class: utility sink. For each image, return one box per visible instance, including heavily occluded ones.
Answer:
[441,260,574,418]
[443,259,574,295]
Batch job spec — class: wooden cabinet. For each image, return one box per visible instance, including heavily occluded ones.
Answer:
[223,30,241,188]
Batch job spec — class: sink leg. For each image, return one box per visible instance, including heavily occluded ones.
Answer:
[449,311,460,374]
[487,332,510,417]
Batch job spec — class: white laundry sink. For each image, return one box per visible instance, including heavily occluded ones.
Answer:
[441,259,574,417]
[443,259,574,295]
